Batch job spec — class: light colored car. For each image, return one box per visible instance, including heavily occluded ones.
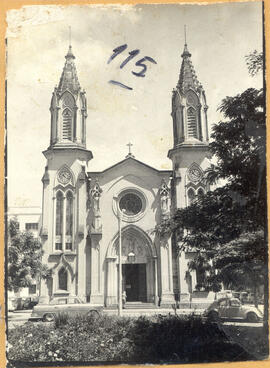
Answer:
[8,297,17,311]
[30,296,103,322]
[204,297,263,322]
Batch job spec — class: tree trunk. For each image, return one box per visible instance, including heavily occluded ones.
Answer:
[253,284,258,309]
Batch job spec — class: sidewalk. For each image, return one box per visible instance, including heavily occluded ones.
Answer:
[104,308,204,317]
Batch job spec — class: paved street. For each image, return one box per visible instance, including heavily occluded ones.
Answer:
[7,311,32,329]
[7,308,264,329]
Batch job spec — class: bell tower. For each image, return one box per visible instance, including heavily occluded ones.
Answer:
[39,45,92,303]
[168,39,211,306]
[168,40,210,211]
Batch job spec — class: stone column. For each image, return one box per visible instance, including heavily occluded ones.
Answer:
[204,106,209,141]
[89,234,103,304]
[106,257,117,306]
[77,237,86,301]
[76,170,87,301]
[153,256,158,306]
[177,250,190,308]
[160,237,175,306]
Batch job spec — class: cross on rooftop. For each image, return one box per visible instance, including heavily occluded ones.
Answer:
[126,142,135,158]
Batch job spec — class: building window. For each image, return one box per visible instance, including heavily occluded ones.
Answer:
[119,193,143,216]
[187,188,196,205]
[196,268,205,289]
[58,268,68,290]
[114,189,147,223]
[55,191,64,250]
[65,191,73,250]
[187,107,198,139]
[55,190,74,251]
[25,223,38,231]
[197,188,205,197]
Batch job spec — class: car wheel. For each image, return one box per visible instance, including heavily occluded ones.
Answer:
[43,313,55,322]
[87,310,100,319]
[246,312,258,323]
[207,311,220,322]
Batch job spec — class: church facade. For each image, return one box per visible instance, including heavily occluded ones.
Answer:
[39,42,213,308]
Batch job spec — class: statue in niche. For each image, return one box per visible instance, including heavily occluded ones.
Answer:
[159,179,170,217]
[90,179,102,231]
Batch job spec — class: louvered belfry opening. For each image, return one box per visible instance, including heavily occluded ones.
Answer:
[62,109,72,140]
[187,107,198,139]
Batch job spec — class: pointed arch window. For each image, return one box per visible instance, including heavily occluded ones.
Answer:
[58,267,68,290]
[65,191,73,250]
[187,188,196,206]
[197,188,205,197]
[55,191,64,250]
[187,107,198,139]
[55,190,74,251]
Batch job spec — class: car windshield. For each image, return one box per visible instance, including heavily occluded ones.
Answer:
[230,298,241,307]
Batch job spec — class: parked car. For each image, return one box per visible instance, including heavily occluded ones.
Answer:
[29,296,103,322]
[8,297,17,312]
[231,291,249,304]
[216,290,233,299]
[204,297,263,322]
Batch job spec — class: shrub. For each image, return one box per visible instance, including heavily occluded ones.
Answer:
[54,312,69,328]
[8,314,262,364]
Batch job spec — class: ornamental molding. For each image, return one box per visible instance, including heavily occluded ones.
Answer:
[159,179,170,218]
[187,162,204,183]
[55,165,74,187]
[112,187,147,223]
[42,166,50,184]
[51,253,75,280]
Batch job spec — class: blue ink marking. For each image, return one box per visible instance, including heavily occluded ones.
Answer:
[144,56,157,64]
[108,45,157,89]
[132,57,157,77]
[120,49,140,69]
[107,44,128,64]
[108,80,133,90]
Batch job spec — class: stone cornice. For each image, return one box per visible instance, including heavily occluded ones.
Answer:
[168,142,209,159]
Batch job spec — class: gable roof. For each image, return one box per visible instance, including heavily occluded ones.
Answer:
[87,156,172,176]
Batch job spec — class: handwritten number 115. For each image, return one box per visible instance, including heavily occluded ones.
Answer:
[107,44,157,78]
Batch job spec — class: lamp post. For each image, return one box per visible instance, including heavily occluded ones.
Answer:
[114,196,124,316]
[118,206,123,316]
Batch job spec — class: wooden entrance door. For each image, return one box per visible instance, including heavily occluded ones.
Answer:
[123,264,146,302]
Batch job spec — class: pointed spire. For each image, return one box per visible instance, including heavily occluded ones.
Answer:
[57,44,80,95]
[65,45,75,60]
[181,25,191,58]
[177,38,200,93]
[181,43,191,58]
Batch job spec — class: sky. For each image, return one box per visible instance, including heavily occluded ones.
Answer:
[6,2,263,207]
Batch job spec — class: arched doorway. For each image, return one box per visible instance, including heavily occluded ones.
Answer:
[106,225,157,306]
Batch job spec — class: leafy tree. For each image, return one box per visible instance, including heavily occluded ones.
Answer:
[245,50,263,76]
[8,219,49,292]
[155,85,266,307]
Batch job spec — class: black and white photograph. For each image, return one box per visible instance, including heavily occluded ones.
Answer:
[6,1,268,365]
